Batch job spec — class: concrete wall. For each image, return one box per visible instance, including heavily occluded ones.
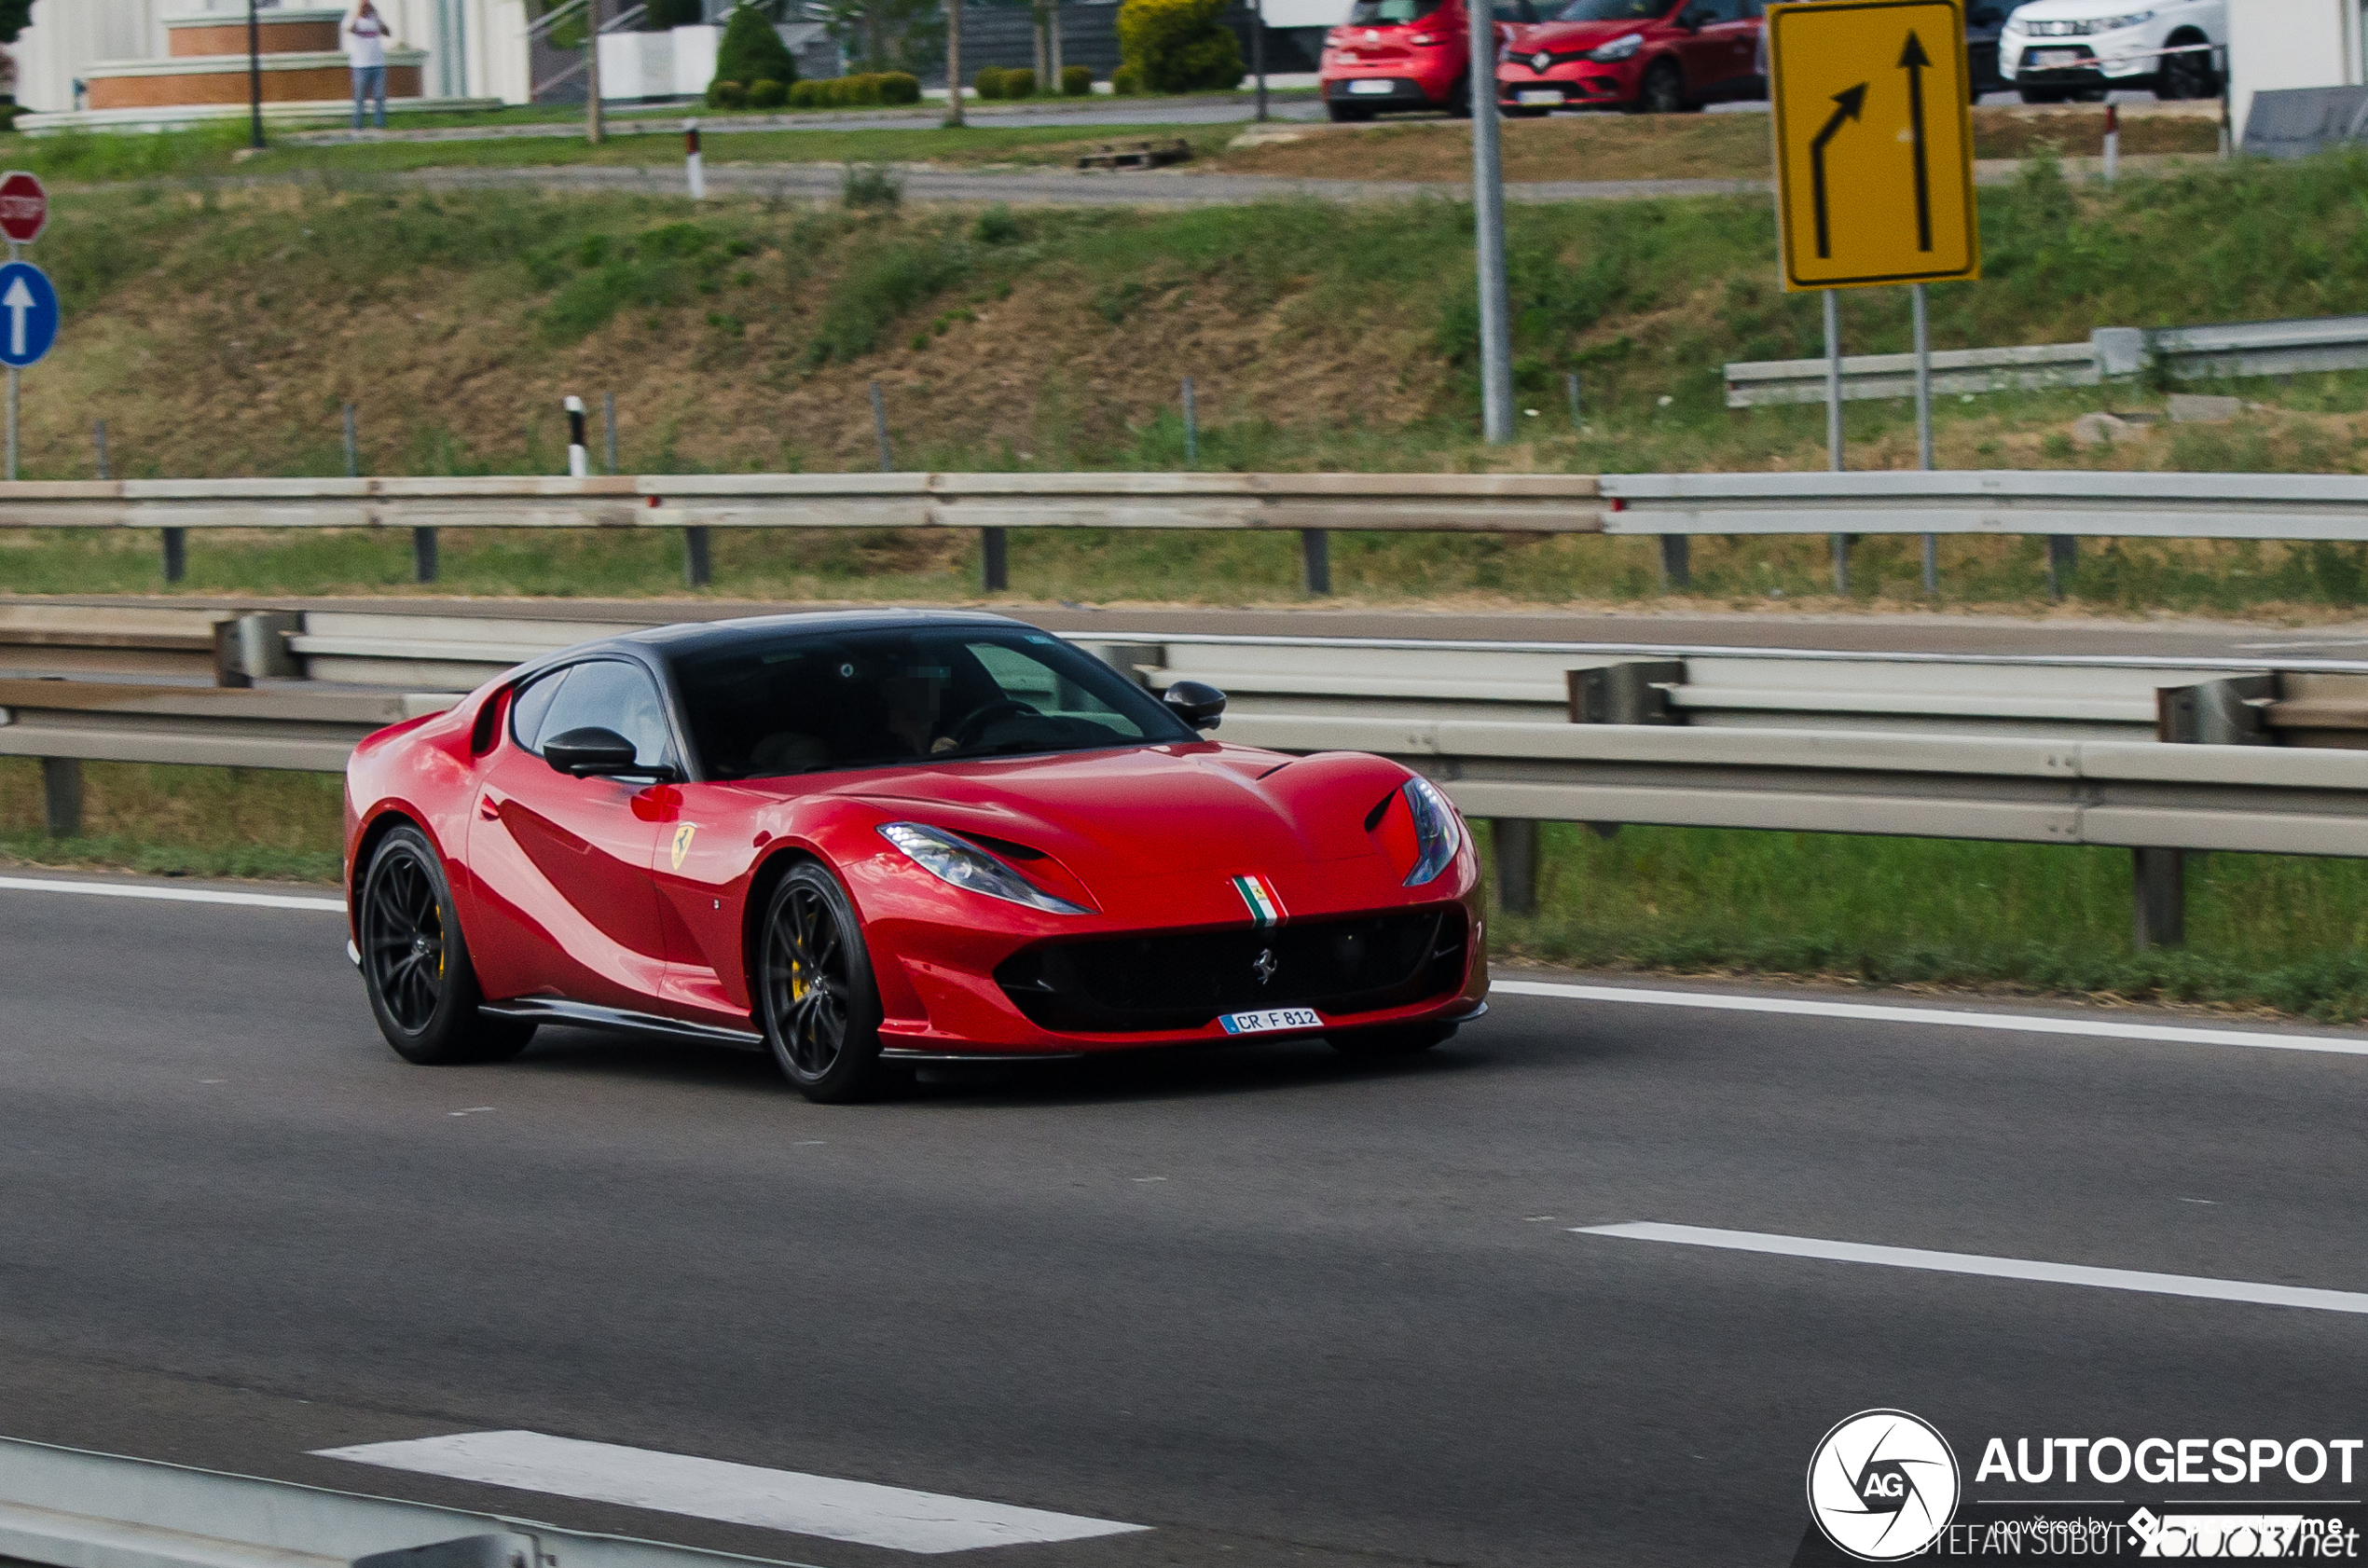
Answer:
[2231,0,2366,132]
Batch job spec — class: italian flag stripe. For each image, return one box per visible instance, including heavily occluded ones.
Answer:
[1232,873,1283,927]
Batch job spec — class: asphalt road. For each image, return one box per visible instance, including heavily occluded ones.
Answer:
[4,873,2366,1566]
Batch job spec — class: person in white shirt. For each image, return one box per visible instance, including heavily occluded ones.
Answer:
[345,1,392,130]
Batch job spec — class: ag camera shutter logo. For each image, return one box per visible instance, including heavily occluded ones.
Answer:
[1807,1409,1962,1561]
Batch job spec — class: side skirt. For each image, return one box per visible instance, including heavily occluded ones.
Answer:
[479,997,767,1052]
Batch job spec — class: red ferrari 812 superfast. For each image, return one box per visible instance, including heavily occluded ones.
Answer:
[344,611,1489,1101]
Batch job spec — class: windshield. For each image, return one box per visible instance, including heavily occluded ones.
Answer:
[674,628,1198,780]
[1552,0,1666,19]
[1347,0,1443,24]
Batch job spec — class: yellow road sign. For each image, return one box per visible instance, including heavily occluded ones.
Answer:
[1768,0,1979,291]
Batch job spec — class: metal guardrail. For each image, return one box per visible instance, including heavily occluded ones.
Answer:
[1722,314,2368,407]
[12,605,2368,943]
[0,1437,814,1568]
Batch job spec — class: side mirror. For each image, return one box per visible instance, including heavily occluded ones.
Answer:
[1163,680,1227,732]
[544,725,645,777]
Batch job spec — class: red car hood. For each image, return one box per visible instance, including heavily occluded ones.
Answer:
[805,742,1403,883]
[1517,17,1657,44]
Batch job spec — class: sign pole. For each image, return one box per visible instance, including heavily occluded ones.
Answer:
[6,236,17,483]
[1913,281,1935,595]
[247,0,266,151]
[1468,0,1513,445]
[1824,288,1849,594]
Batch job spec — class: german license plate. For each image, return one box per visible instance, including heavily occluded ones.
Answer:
[1517,89,1563,104]
[1347,78,1396,94]
[1219,1007,1323,1035]
[2031,49,2081,67]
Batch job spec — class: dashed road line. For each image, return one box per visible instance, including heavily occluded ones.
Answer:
[1576,1221,2368,1315]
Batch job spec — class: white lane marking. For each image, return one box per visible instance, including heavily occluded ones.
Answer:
[310,1431,1150,1555]
[0,874,342,913]
[1492,979,2368,1057]
[1576,1221,2368,1316]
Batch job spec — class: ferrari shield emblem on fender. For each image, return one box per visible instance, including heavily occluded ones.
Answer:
[1232,873,1284,928]
[670,824,697,871]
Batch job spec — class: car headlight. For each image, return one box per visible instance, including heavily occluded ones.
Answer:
[879,822,1090,915]
[1586,31,1643,60]
[1400,777,1463,887]
[2093,8,2152,27]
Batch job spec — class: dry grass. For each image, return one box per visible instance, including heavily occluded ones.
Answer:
[1206,103,2223,184]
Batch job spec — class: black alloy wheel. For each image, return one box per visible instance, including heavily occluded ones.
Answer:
[359,825,533,1065]
[759,861,891,1103]
[2155,42,2216,101]
[1448,73,1474,117]
[1633,60,1685,114]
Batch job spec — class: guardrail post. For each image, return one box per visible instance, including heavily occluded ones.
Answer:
[161,528,186,585]
[1491,818,1540,916]
[981,528,1009,592]
[1658,535,1689,591]
[40,758,82,839]
[2157,677,2274,744]
[213,612,303,688]
[2045,536,2077,601]
[413,528,439,585]
[683,526,712,589]
[1571,660,1687,724]
[2133,847,2185,951]
[1301,530,1330,596]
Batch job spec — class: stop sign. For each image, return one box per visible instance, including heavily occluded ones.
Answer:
[0,172,48,245]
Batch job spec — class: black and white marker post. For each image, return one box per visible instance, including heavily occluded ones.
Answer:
[685,119,705,200]
[565,395,589,478]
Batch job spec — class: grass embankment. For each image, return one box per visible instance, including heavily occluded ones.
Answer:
[21,103,2216,186]
[9,758,2367,1023]
[11,153,2368,611]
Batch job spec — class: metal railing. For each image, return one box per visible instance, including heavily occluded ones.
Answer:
[1724,313,2368,408]
[14,470,2368,598]
[11,606,2368,944]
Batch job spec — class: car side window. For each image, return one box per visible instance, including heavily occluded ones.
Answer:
[531,659,675,771]
[1492,0,1540,22]
[508,668,570,755]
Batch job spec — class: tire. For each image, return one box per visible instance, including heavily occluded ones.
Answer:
[1446,75,1473,117]
[2017,86,2069,103]
[2155,40,2217,101]
[1328,1022,1456,1059]
[757,860,891,1104]
[1631,59,1685,114]
[358,824,535,1066]
[1326,100,1374,122]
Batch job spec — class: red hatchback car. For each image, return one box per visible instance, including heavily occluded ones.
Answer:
[345,611,1489,1103]
[1495,0,1764,114]
[1321,0,1540,120]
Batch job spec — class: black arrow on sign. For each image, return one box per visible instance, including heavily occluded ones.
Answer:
[1809,82,1867,261]
[1899,30,1934,251]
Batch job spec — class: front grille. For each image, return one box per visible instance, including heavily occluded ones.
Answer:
[997,906,1467,1034]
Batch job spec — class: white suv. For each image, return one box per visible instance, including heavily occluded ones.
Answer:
[1999,0,2223,103]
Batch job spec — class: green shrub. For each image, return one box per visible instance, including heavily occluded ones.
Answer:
[707,78,746,108]
[788,78,822,106]
[974,65,1007,99]
[1001,66,1036,97]
[1061,64,1092,95]
[1110,63,1140,93]
[1117,0,1243,92]
[747,77,787,107]
[971,202,1021,244]
[711,2,798,98]
[842,161,902,208]
[877,72,921,103]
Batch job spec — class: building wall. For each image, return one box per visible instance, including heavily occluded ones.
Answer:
[2230,0,2366,132]
[13,0,530,112]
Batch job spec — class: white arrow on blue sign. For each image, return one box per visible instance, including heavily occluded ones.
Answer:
[0,260,58,369]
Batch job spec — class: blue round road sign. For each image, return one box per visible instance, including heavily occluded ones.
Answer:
[0,260,59,369]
